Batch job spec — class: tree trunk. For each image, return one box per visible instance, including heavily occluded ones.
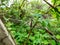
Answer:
[0,19,16,45]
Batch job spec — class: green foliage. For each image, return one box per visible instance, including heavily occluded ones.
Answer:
[0,0,60,45]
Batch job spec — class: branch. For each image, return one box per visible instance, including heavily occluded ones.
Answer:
[43,0,60,14]
[40,27,59,44]
[44,27,54,36]
[44,27,58,44]
[0,19,16,45]
[43,0,55,8]
[23,18,38,45]
[37,25,59,43]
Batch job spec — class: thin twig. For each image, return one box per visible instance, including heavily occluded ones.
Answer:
[43,0,60,14]
[40,27,59,44]
[24,18,38,45]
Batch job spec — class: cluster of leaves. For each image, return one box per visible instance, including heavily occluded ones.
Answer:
[0,0,60,45]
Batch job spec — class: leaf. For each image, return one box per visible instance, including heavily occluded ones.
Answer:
[56,35,60,39]
[41,20,48,27]
[42,40,49,44]
[50,40,56,45]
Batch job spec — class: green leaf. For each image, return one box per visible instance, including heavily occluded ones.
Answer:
[56,35,60,39]
[50,40,56,45]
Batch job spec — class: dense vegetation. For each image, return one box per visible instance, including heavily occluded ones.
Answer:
[0,0,60,45]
